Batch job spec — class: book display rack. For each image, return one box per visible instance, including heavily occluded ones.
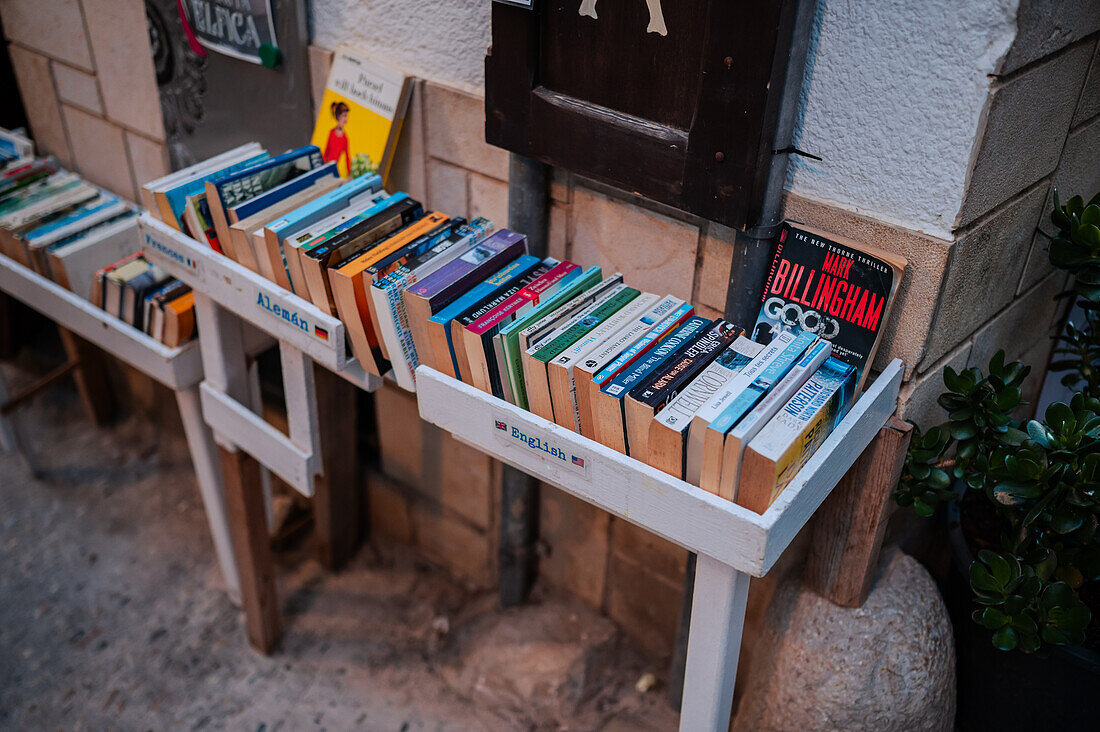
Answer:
[0,240,242,606]
[139,210,903,732]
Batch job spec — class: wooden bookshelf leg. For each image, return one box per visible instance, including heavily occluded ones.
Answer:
[803,418,913,607]
[680,555,750,732]
[220,446,281,653]
[176,386,242,605]
[0,291,12,358]
[311,363,360,570]
[59,328,113,425]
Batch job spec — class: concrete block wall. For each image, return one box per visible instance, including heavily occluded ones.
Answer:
[0,0,169,204]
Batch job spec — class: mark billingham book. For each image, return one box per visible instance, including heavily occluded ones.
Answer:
[737,357,857,514]
[752,221,905,392]
[622,320,742,458]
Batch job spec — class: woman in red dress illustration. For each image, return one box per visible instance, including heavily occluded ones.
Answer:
[324,101,351,175]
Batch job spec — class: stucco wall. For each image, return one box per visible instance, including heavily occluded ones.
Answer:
[311,0,489,95]
[787,0,1018,239]
[311,0,1019,239]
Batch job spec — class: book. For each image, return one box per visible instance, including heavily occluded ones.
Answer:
[499,270,614,409]
[23,193,129,272]
[227,174,344,285]
[573,295,685,439]
[646,335,765,480]
[523,285,640,423]
[737,357,857,513]
[181,190,224,252]
[300,194,423,314]
[546,293,661,431]
[696,331,820,494]
[622,320,743,458]
[162,289,196,347]
[360,216,471,362]
[328,210,448,374]
[150,144,267,229]
[261,172,383,290]
[459,261,581,397]
[592,314,710,453]
[205,145,323,265]
[425,253,544,378]
[368,219,496,389]
[311,45,413,183]
[717,338,833,500]
[93,252,143,310]
[753,221,905,392]
[282,188,390,295]
[46,213,139,299]
[402,229,528,373]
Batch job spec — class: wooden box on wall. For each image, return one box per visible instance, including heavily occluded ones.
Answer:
[485,0,799,230]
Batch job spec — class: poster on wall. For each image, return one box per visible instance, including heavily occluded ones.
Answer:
[181,0,278,65]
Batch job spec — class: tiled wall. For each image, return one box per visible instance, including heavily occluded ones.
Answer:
[1,0,169,203]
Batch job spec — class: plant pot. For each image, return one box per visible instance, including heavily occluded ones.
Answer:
[946,500,1100,731]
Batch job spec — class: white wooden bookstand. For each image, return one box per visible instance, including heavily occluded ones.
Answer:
[139,213,382,652]
[0,251,242,604]
[139,214,904,722]
[415,360,903,732]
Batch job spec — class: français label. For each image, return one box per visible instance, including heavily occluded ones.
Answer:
[144,231,200,273]
[492,411,589,479]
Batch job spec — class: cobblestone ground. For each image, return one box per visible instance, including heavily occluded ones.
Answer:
[0,370,678,731]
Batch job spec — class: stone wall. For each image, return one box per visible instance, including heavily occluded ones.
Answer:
[1,0,169,203]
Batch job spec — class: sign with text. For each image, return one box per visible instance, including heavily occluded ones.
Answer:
[492,412,589,480]
[182,0,278,65]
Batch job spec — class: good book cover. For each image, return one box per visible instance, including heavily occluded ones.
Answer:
[311,46,412,183]
[753,221,905,392]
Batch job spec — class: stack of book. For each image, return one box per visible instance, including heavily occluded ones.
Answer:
[142,141,905,514]
[0,127,195,348]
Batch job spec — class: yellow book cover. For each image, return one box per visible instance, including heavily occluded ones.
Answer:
[310,46,412,184]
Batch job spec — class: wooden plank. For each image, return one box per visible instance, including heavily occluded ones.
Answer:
[59,329,113,425]
[803,418,912,607]
[0,252,202,389]
[416,365,771,575]
[312,362,361,569]
[140,214,352,373]
[176,385,242,605]
[758,359,903,574]
[200,382,317,496]
[219,446,281,653]
[679,556,751,732]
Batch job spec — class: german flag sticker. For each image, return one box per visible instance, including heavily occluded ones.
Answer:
[314,326,329,342]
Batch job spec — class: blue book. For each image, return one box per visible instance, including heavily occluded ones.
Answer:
[24,192,122,243]
[162,152,269,226]
[427,255,543,377]
[227,162,340,222]
[265,172,383,244]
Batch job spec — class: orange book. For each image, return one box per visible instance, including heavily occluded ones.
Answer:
[330,211,448,375]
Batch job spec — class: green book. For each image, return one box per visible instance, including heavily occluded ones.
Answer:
[498,265,603,409]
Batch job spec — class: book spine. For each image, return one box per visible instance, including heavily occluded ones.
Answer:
[602,316,710,398]
[630,321,741,408]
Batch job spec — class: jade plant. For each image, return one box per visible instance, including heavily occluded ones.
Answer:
[895,191,1100,655]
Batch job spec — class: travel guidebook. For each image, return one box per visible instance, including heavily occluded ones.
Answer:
[752,221,905,392]
[311,46,413,183]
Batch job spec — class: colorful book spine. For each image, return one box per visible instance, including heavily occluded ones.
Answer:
[737,357,857,513]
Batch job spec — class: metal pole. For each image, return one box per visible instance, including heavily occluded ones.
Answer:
[500,153,549,606]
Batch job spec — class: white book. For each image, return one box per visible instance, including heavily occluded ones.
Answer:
[370,227,491,390]
[547,293,660,431]
[719,338,832,499]
[48,215,140,300]
[681,331,797,487]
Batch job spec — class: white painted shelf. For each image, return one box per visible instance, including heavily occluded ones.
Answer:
[0,252,201,389]
[138,214,381,392]
[416,360,902,576]
[0,247,241,606]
